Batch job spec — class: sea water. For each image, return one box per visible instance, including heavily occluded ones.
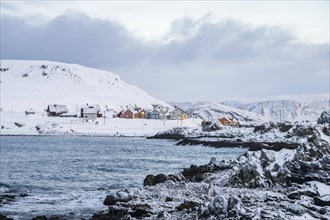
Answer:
[0,136,247,219]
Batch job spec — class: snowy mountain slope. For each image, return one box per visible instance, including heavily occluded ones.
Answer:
[221,94,329,122]
[180,102,269,123]
[0,60,169,112]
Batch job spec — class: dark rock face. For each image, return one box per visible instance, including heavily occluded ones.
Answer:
[202,122,221,132]
[314,195,330,207]
[91,206,130,220]
[287,189,319,200]
[228,130,330,189]
[103,194,131,206]
[176,201,199,211]
[286,136,330,185]
[143,174,168,186]
[318,111,330,124]
[254,122,294,134]
[14,122,25,127]
[103,191,132,206]
[148,127,187,140]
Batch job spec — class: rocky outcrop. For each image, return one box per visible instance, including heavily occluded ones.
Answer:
[143,174,168,186]
[176,138,300,151]
[147,127,188,140]
[318,111,330,124]
[94,125,329,220]
[14,122,25,127]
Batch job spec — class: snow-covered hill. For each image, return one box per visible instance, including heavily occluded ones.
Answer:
[0,60,169,112]
[221,94,329,122]
[174,102,269,124]
[171,94,329,123]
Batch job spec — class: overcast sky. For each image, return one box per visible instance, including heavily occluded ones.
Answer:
[1,1,329,102]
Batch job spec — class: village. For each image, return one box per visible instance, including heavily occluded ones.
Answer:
[27,103,239,127]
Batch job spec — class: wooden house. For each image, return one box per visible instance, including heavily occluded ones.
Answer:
[134,109,147,119]
[149,109,160,119]
[116,110,125,118]
[47,104,68,116]
[79,104,102,118]
[122,110,133,119]
[169,107,189,120]
[82,108,98,121]
[219,117,238,126]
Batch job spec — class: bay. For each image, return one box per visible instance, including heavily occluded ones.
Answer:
[0,136,247,219]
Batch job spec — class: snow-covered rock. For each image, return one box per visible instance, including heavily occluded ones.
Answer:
[318,111,330,124]
[90,124,330,220]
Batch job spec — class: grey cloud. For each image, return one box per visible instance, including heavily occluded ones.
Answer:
[1,13,149,69]
[1,13,328,102]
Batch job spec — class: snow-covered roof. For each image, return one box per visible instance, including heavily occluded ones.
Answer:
[80,105,100,111]
[48,104,68,113]
[83,108,98,114]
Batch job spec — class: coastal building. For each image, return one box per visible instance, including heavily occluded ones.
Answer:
[148,109,160,119]
[82,108,98,121]
[47,104,68,116]
[79,104,102,118]
[169,107,189,120]
[134,109,147,119]
[219,117,239,126]
[122,110,134,119]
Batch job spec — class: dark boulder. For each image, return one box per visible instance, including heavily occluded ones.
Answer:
[103,195,130,206]
[287,189,319,200]
[91,206,130,220]
[318,111,330,124]
[129,204,152,218]
[176,201,199,211]
[279,123,293,132]
[143,174,168,186]
[181,164,217,182]
[314,195,330,207]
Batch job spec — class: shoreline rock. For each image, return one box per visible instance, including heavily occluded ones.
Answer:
[92,124,330,220]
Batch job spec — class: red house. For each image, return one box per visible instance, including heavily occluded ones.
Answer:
[116,110,125,118]
[122,110,133,119]
[116,110,133,119]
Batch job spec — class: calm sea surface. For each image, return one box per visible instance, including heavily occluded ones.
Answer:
[0,136,247,219]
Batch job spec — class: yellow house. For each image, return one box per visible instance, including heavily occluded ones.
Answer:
[219,117,239,126]
[134,109,147,119]
[181,113,189,120]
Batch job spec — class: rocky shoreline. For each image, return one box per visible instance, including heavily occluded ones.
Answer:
[90,123,329,220]
[1,122,329,220]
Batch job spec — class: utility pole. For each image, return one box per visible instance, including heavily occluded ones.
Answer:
[181,113,183,127]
